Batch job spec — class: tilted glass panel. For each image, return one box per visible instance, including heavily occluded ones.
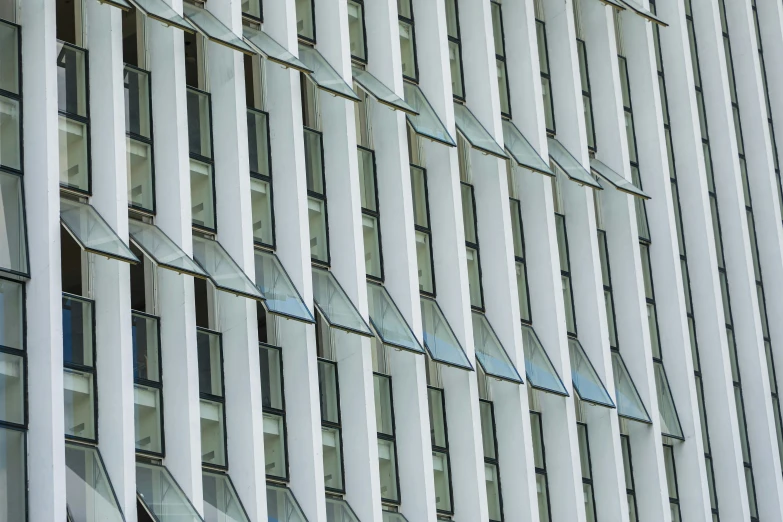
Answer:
[60,198,139,264]
[521,325,568,396]
[182,3,255,55]
[298,45,360,102]
[618,0,668,26]
[136,461,204,522]
[501,120,553,176]
[403,82,457,147]
[471,312,523,383]
[0,279,23,351]
[0,95,21,171]
[420,296,473,370]
[202,471,251,522]
[611,351,651,423]
[65,443,124,522]
[382,511,410,522]
[366,281,424,353]
[453,103,507,159]
[266,484,308,522]
[58,116,90,193]
[254,249,314,323]
[0,171,28,276]
[352,67,417,115]
[569,339,615,407]
[590,159,650,199]
[0,427,26,522]
[311,266,373,336]
[547,138,602,190]
[128,220,207,278]
[325,496,360,522]
[128,0,196,33]
[242,26,311,74]
[655,362,684,439]
[192,235,264,301]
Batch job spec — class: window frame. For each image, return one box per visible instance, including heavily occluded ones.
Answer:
[260,342,290,482]
[0,18,23,176]
[348,0,369,65]
[597,229,619,350]
[412,164,437,298]
[196,326,229,471]
[398,0,419,83]
[241,0,263,24]
[663,443,682,521]
[304,126,331,267]
[535,19,556,136]
[445,0,466,101]
[0,423,28,521]
[131,309,165,459]
[248,107,276,249]
[576,39,596,153]
[530,411,552,522]
[577,422,598,522]
[428,385,455,516]
[0,276,26,431]
[490,1,511,119]
[57,40,92,196]
[461,182,485,311]
[479,399,504,522]
[509,198,532,325]
[358,145,385,283]
[124,63,157,215]
[555,213,577,338]
[374,372,402,505]
[318,357,347,495]
[187,85,218,233]
[296,0,317,45]
[620,434,640,522]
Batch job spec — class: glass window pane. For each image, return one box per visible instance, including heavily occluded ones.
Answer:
[590,159,649,199]
[449,41,464,99]
[60,198,139,264]
[363,214,383,280]
[491,2,504,56]
[399,21,418,81]
[124,67,151,139]
[378,439,400,502]
[260,344,284,410]
[530,412,546,469]
[0,279,23,350]
[250,177,274,247]
[243,26,311,74]
[132,312,160,382]
[746,467,758,517]
[197,329,223,397]
[202,471,251,522]
[562,275,576,336]
[266,484,308,522]
[130,0,195,33]
[347,1,366,61]
[304,128,325,195]
[308,197,329,264]
[472,312,523,383]
[618,0,667,25]
[366,281,423,353]
[325,496,360,522]
[432,451,452,513]
[502,121,553,176]
[64,368,95,440]
[126,137,155,212]
[62,294,94,367]
[187,88,213,159]
[485,462,502,521]
[0,95,20,171]
[295,0,315,41]
[461,183,477,243]
[254,250,314,323]
[358,147,377,211]
[466,247,483,309]
[247,109,271,177]
[192,234,264,301]
[0,22,19,95]
[57,43,87,117]
[522,325,568,395]
[0,172,27,276]
[536,474,550,522]
[200,399,226,466]
[58,116,90,192]
[420,297,473,369]
[374,373,395,435]
[322,426,344,491]
[497,60,510,116]
[516,261,531,323]
[428,387,447,447]
[136,461,203,522]
[415,231,434,294]
[128,220,207,278]
[352,67,417,115]
[0,351,23,425]
[479,401,496,459]
[318,359,340,424]
[0,427,25,522]
[190,158,216,231]
[605,291,618,349]
[542,77,554,134]
[312,267,373,336]
[298,45,360,102]
[453,103,506,159]
[182,3,254,55]
[663,445,679,499]
[611,351,651,423]
[403,83,456,146]
[242,0,262,18]
[411,166,429,227]
[734,387,750,463]
[548,138,601,189]
[65,444,124,522]
[569,339,615,407]
[263,413,287,480]
[133,384,163,455]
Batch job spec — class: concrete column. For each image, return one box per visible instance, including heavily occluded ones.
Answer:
[147,0,204,512]
[690,0,783,518]
[262,1,326,520]
[620,4,712,521]
[21,0,66,519]
[86,1,137,518]
[542,0,628,519]
[362,0,438,519]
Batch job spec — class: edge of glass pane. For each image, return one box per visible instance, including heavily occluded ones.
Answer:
[352,67,418,116]
[547,138,603,190]
[383,510,411,522]
[266,483,309,521]
[501,120,554,176]
[202,470,252,522]
[128,220,208,279]
[472,312,523,384]
[136,461,205,522]
[597,0,627,10]
[453,103,508,159]
[127,0,196,33]
[570,339,616,408]
[242,26,312,74]
[97,0,132,10]
[419,296,474,371]
[0,169,30,278]
[298,45,361,102]
[311,266,374,337]
[618,0,668,26]
[255,249,315,324]
[60,199,141,265]
[403,82,457,147]
[182,3,256,55]
[656,363,685,440]
[65,442,127,522]
[612,351,652,424]
[521,324,569,396]
[325,496,360,521]
[590,159,650,200]
[366,280,425,354]
[191,235,265,302]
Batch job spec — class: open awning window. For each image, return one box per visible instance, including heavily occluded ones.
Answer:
[618,0,668,26]
[590,159,649,199]
[243,26,312,74]
[137,461,204,522]
[420,296,473,370]
[352,67,417,115]
[98,0,132,10]
[655,361,684,439]
[521,325,568,396]
[0,171,29,277]
[311,266,373,337]
[472,312,523,383]
[202,470,251,522]
[611,351,652,423]
[453,103,507,159]
[501,120,553,176]
[383,511,410,522]
[254,249,315,323]
[366,281,424,354]
[547,138,603,190]
[298,45,361,102]
[568,339,615,408]
[403,83,456,147]
[128,0,196,33]
[60,198,140,264]
[266,483,308,521]
[128,219,207,278]
[182,3,255,55]
[65,443,125,522]
[191,234,265,301]
[597,0,626,11]
[326,496,360,522]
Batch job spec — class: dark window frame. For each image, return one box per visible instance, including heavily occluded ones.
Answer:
[663,443,682,520]
[260,342,291,483]
[187,85,218,234]
[0,275,26,431]
[576,39,596,153]
[445,0,467,102]
[479,399,504,522]
[348,0,369,65]
[412,164,437,298]
[535,19,556,136]
[318,357,347,495]
[196,326,229,472]
[490,0,511,119]
[124,63,157,215]
[374,372,402,505]
[509,198,532,325]
[555,213,577,338]
[247,107,277,250]
[57,40,93,196]
[428,385,455,516]
[131,309,166,459]
[620,434,640,522]
[301,125,331,267]
[577,422,598,522]
[597,229,619,350]
[530,411,552,522]
[460,181,485,311]
[359,145,385,283]
[0,18,23,177]
[297,0,317,45]
[241,0,264,24]
[398,0,420,83]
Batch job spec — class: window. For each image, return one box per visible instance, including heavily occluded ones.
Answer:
[490,1,511,117]
[65,443,125,522]
[374,371,401,504]
[577,422,597,522]
[597,230,618,349]
[576,40,596,152]
[57,41,90,194]
[359,145,383,280]
[348,0,367,63]
[242,0,262,21]
[301,77,330,265]
[398,0,418,81]
[125,65,155,213]
[319,357,345,493]
[296,0,315,42]
[663,444,682,521]
[444,0,465,100]
[428,387,454,515]
[0,425,25,522]
[247,105,275,247]
[411,165,435,295]
[530,411,551,522]
[197,328,227,469]
[480,401,503,521]
[535,19,555,135]
[509,198,531,323]
[260,344,288,481]
[132,311,164,456]
[620,435,639,522]
[555,213,577,337]
[461,182,484,310]
[62,293,96,442]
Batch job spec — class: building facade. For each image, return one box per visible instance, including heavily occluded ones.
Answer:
[1,0,783,520]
